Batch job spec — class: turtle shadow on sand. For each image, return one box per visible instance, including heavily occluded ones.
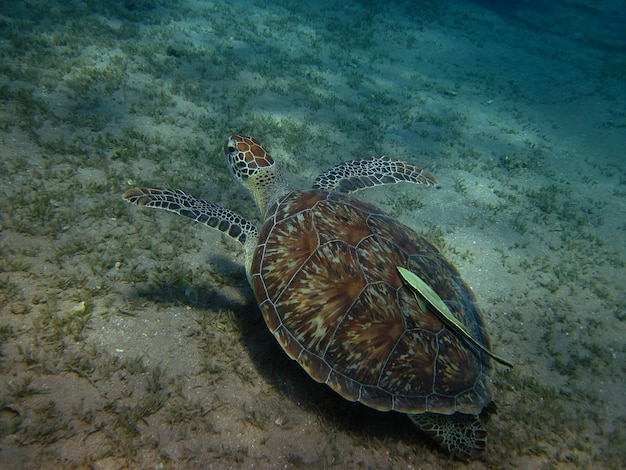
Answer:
[134,253,246,307]
[134,252,418,452]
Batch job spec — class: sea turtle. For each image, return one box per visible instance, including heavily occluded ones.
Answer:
[124,135,508,460]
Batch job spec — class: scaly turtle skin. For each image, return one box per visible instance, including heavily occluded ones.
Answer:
[124,135,501,460]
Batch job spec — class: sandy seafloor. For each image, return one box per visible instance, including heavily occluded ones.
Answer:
[0,0,625,468]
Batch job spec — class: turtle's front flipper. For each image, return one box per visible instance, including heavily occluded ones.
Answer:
[124,187,258,245]
[312,156,438,194]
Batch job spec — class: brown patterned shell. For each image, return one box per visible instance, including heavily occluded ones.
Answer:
[250,189,493,416]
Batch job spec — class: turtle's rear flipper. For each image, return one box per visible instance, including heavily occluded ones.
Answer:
[409,412,486,461]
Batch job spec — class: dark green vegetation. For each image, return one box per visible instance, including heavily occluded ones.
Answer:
[0,0,624,468]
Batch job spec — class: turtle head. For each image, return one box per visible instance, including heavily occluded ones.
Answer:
[225,135,289,216]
